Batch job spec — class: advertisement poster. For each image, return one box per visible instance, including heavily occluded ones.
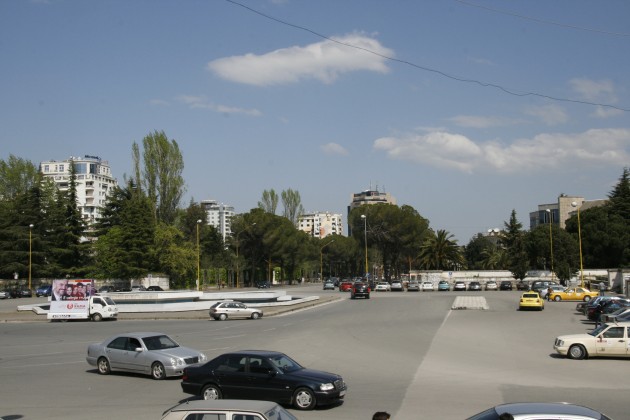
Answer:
[49,279,95,319]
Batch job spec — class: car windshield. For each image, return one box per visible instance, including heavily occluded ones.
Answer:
[269,354,303,373]
[103,296,116,305]
[143,335,179,350]
[588,324,609,337]
[265,406,299,420]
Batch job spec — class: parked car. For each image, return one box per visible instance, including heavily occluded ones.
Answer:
[485,281,498,291]
[19,288,33,298]
[86,332,207,379]
[467,402,612,420]
[407,281,420,292]
[515,281,529,291]
[256,281,271,289]
[600,306,630,323]
[588,299,630,322]
[323,280,335,290]
[499,281,513,291]
[161,399,298,420]
[437,280,450,291]
[35,284,52,297]
[390,280,404,291]
[374,282,390,291]
[530,280,559,294]
[578,296,624,315]
[519,292,544,311]
[180,350,347,410]
[421,281,434,292]
[350,281,370,299]
[0,290,9,299]
[553,321,630,360]
[131,285,147,292]
[146,285,164,291]
[540,284,565,300]
[453,281,467,291]
[549,287,599,302]
[339,281,353,292]
[209,301,263,320]
[468,281,482,291]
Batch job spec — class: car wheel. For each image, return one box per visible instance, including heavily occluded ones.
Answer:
[293,387,316,410]
[202,384,222,400]
[367,295,370,299]
[97,357,111,375]
[251,312,260,320]
[151,362,166,380]
[583,296,591,302]
[554,296,562,302]
[91,313,103,322]
[568,344,587,360]
[219,313,227,321]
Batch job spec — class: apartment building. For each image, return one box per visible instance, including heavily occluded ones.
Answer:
[298,212,343,238]
[201,199,235,241]
[40,155,118,224]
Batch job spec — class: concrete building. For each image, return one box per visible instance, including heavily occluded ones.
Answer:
[39,155,118,224]
[201,200,235,241]
[298,212,343,238]
[529,194,607,230]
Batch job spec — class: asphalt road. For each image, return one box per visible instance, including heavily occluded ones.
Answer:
[0,287,628,420]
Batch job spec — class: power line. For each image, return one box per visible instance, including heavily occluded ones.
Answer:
[225,0,628,112]
[456,0,630,37]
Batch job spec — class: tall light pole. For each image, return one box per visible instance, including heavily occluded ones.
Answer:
[196,219,201,291]
[545,209,554,281]
[572,201,584,287]
[361,214,368,279]
[29,224,34,291]
[320,239,335,282]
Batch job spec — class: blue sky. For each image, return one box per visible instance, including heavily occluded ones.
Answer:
[2,0,629,243]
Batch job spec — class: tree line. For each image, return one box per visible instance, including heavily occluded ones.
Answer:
[1,131,629,288]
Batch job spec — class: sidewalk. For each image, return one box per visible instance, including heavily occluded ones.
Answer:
[0,295,342,323]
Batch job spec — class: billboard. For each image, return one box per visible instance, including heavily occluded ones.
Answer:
[49,279,95,319]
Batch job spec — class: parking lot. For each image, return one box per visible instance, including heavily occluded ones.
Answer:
[1,286,629,419]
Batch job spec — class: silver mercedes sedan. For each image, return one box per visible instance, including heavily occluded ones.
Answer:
[86,332,207,380]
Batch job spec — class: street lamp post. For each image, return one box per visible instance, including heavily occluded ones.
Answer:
[545,209,554,281]
[320,239,335,282]
[571,201,584,288]
[196,219,201,291]
[29,224,34,291]
[361,214,368,278]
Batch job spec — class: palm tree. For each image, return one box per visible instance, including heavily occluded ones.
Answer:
[419,229,465,270]
[480,244,507,269]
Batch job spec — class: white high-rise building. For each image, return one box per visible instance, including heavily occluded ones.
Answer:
[40,155,118,224]
[298,212,343,238]
[201,200,235,241]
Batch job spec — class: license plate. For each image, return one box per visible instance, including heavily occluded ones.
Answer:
[339,390,346,397]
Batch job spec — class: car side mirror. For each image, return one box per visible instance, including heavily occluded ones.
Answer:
[135,347,143,352]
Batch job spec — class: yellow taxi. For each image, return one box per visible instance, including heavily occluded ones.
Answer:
[548,287,599,302]
[519,292,544,311]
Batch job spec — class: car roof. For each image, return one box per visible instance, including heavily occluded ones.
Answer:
[226,350,286,357]
[107,332,169,340]
[490,402,607,418]
[166,399,281,413]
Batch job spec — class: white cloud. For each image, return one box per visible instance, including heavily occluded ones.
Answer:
[569,78,617,103]
[373,128,630,174]
[321,142,348,156]
[448,115,519,128]
[176,95,261,116]
[207,33,393,86]
[524,104,568,125]
[592,106,624,119]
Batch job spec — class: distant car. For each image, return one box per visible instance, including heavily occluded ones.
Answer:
[407,281,420,292]
[588,299,630,322]
[599,306,630,324]
[499,281,513,291]
[549,287,598,302]
[161,399,298,420]
[374,282,391,291]
[180,350,347,410]
[256,281,271,289]
[485,281,498,291]
[468,281,482,291]
[390,280,404,292]
[578,296,624,315]
[19,288,33,298]
[540,285,565,300]
[466,402,612,420]
[519,292,544,311]
[339,281,353,292]
[453,281,467,291]
[0,290,9,299]
[323,281,335,290]
[131,285,147,292]
[553,321,630,360]
[530,280,559,294]
[421,281,434,292]
[146,286,164,291]
[209,301,263,321]
[437,280,450,291]
[86,332,207,380]
[350,281,370,299]
[35,284,52,297]
[515,281,529,291]
[98,285,115,293]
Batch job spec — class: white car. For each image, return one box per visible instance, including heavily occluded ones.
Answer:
[374,282,391,291]
[485,281,498,291]
[421,281,434,291]
[162,399,298,420]
[390,281,404,291]
[553,321,630,360]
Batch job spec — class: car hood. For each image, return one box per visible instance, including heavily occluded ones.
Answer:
[555,333,591,342]
[156,346,202,359]
[289,368,341,383]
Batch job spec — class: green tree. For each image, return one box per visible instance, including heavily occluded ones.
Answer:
[502,210,529,281]
[258,189,279,214]
[133,131,186,224]
[465,234,496,269]
[419,229,464,270]
[0,155,39,200]
[281,188,304,226]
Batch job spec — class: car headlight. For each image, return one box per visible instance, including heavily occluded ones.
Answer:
[556,339,564,346]
[170,357,184,366]
[199,353,207,362]
[320,383,335,391]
